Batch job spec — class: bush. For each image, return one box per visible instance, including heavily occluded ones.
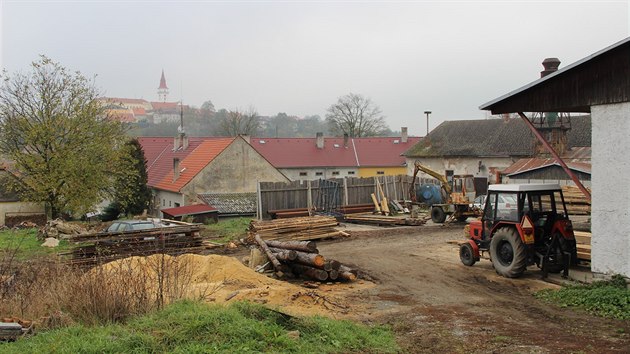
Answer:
[536,275,630,320]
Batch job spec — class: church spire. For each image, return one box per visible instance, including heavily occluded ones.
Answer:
[158,69,169,102]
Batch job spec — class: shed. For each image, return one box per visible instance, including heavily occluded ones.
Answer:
[480,36,630,278]
[160,204,218,224]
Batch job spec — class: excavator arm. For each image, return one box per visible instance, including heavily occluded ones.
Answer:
[413,161,452,195]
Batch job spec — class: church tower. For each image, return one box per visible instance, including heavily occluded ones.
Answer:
[157,69,169,102]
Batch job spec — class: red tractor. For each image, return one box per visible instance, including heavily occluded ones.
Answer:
[460,184,578,278]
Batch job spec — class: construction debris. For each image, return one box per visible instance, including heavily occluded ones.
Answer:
[247,216,343,242]
[255,238,357,282]
[0,318,32,341]
[62,223,203,268]
[38,219,90,240]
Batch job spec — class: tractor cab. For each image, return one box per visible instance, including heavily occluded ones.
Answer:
[463,184,577,278]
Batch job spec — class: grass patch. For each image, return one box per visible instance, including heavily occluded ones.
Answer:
[201,217,252,243]
[0,300,399,353]
[0,228,71,259]
[535,274,630,320]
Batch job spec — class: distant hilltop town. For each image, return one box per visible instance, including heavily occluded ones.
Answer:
[99,70,188,124]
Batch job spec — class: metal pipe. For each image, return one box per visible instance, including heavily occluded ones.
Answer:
[517,112,591,202]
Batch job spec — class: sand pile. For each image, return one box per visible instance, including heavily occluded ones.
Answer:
[98,254,372,318]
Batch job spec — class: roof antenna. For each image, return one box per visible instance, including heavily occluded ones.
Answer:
[177,81,185,135]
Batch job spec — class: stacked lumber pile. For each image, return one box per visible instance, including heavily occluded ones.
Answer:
[63,224,204,268]
[343,212,430,227]
[254,237,357,282]
[574,230,591,261]
[563,186,591,215]
[268,204,377,219]
[248,216,343,242]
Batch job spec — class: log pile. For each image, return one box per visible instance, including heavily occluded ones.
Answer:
[563,186,591,215]
[62,224,204,268]
[247,216,344,242]
[253,237,357,282]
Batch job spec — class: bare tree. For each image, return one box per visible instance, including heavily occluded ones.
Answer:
[325,93,389,137]
[218,106,259,136]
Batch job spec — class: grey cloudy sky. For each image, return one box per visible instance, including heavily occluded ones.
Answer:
[1,1,629,136]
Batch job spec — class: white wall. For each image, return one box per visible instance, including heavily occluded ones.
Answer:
[591,102,630,278]
[405,156,517,183]
[279,167,359,181]
[154,189,185,217]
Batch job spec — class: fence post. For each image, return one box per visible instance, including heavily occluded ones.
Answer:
[343,177,348,205]
[307,181,313,211]
[256,180,262,220]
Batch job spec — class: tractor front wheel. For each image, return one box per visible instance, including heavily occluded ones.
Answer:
[490,227,527,278]
[431,206,447,223]
[460,243,476,266]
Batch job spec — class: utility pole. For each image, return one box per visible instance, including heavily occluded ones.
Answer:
[424,111,432,136]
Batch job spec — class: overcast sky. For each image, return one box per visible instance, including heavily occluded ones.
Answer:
[1,1,628,136]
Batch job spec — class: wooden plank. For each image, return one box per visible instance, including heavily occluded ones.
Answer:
[370,193,381,213]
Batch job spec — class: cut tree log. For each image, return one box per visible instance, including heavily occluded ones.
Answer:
[265,240,318,253]
[291,263,328,281]
[255,234,283,273]
[294,250,325,268]
[371,193,381,213]
[328,269,339,281]
[338,265,357,281]
[268,247,298,261]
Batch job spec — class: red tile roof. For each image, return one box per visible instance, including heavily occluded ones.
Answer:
[502,158,591,176]
[101,97,149,105]
[150,102,180,111]
[161,204,217,217]
[158,70,168,89]
[138,137,235,193]
[249,136,420,168]
[133,107,146,115]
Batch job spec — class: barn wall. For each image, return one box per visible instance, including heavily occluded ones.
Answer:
[591,102,630,278]
[405,156,518,184]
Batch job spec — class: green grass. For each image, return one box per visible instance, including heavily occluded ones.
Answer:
[0,300,399,353]
[536,274,630,320]
[201,217,252,243]
[0,228,71,260]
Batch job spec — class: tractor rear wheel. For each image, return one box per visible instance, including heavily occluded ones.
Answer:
[431,206,447,223]
[459,243,476,266]
[490,227,527,278]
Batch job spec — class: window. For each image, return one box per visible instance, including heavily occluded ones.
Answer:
[347,171,355,175]
[162,199,165,207]
[169,200,172,207]
[299,172,307,176]
[315,172,323,176]
[332,171,340,175]
[174,202,180,208]
[376,171,385,175]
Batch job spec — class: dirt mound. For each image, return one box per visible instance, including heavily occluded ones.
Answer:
[100,254,372,318]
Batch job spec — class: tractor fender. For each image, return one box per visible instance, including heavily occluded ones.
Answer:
[466,239,480,260]
[552,219,575,239]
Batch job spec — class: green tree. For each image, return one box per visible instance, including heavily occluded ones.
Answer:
[0,56,128,218]
[112,138,152,216]
[325,93,389,137]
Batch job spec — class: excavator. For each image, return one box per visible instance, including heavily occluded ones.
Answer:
[409,161,481,223]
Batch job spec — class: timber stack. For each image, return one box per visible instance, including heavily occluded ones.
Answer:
[562,186,591,215]
[574,230,591,262]
[62,224,204,268]
[247,215,345,243]
[254,237,357,282]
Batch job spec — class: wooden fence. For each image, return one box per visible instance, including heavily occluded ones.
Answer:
[257,175,438,219]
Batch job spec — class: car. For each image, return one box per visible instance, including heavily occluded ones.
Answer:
[472,194,517,210]
[106,219,163,233]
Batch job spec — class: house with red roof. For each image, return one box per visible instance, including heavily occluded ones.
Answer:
[139,134,289,217]
[249,128,420,180]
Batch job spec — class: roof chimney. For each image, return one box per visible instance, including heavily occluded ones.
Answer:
[401,127,408,143]
[174,135,181,150]
[343,133,349,147]
[182,134,189,150]
[173,158,180,181]
[316,132,324,149]
[541,58,560,78]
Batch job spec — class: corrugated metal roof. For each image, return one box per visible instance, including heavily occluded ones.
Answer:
[161,204,217,217]
[502,158,591,176]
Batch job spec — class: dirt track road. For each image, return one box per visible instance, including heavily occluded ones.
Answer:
[318,224,630,353]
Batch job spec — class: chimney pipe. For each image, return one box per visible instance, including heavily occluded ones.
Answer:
[541,58,560,78]
[316,132,324,149]
[343,133,349,147]
[174,135,181,150]
[401,127,408,143]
